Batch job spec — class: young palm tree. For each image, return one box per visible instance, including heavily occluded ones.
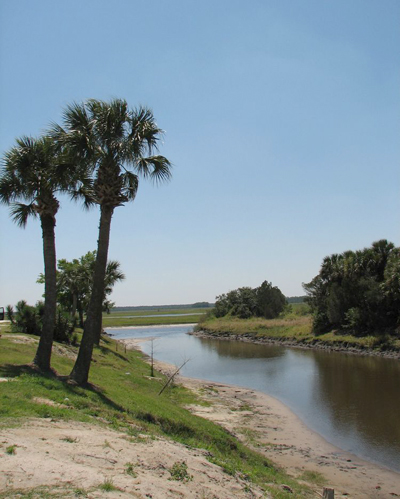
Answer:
[53,99,171,384]
[0,136,74,370]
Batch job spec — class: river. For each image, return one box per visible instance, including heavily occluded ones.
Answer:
[106,324,400,473]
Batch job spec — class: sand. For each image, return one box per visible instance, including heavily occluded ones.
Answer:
[1,334,399,498]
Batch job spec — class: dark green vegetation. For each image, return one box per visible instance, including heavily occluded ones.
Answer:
[304,240,400,336]
[0,331,313,498]
[199,241,400,354]
[39,251,125,329]
[214,281,287,319]
[6,300,75,345]
[198,303,400,355]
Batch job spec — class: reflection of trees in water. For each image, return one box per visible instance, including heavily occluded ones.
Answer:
[311,351,400,452]
[197,337,285,360]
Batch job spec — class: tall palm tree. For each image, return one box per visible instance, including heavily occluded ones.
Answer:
[0,136,74,370]
[53,99,171,384]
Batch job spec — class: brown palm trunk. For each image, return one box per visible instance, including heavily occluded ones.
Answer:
[33,214,57,371]
[71,293,78,321]
[70,205,114,384]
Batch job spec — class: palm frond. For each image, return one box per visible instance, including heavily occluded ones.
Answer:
[70,183,97,209]
[121,171,139,201]
[128,106,163,157]
[136,155,172,185]
[10,202,37,227]
[0,170,23,203]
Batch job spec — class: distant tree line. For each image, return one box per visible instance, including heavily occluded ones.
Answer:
[214,281,287,319]
[286,296,307,304]
[112,302,213,312]
[303,240,400,335]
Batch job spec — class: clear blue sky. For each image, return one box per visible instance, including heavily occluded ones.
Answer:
[1,0,399,307]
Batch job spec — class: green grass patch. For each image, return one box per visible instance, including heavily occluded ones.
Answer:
[98,478,120,492]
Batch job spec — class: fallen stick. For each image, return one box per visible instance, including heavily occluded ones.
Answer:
[158,359,190,395]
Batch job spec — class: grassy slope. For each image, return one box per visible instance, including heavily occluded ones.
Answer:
[197,305,400,354]
[0,329,313,498]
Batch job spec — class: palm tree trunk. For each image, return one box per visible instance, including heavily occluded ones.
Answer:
[70,205,114,384]
[33,214,57,371]
[71,293,77,323]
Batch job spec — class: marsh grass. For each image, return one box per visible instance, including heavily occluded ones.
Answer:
[0,332,311,498]
[102,306,208,327]
[197,311,400,352]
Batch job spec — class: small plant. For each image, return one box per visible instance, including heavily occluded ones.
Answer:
[99,478,119,492]
[6,444,17,455]
[125,462,137,477]
[103,439,112,448]
[169,460,193,482]
[299,469,326,486]
[238,403,252,412]
[73,488,88,497]
[61,436,78,443]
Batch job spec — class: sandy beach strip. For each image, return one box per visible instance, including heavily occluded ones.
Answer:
[120,336,400,499]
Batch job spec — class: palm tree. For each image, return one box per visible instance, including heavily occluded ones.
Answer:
[0,136,73,370]
[53,99,172,384]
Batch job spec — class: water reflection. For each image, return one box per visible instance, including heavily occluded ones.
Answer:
[310,350,400,467]
[197,336,286,359]
[107,325,400,471]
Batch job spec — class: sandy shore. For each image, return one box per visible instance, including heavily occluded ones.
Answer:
[120,337,400,498]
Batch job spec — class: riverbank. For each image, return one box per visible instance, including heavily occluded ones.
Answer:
[195,316,400,359]
[0,331,310,498]
[121,336,400,498]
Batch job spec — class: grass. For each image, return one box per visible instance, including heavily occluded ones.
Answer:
[168,460,193,482]
[125,461,137,477]
[299,470,326,486]
[5,444,17,455]
[98,478,120,492]
[0,331,314,498]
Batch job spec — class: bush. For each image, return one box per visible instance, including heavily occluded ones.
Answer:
[11,300,42,335]
[214,281,287,320]
[8,300,74,344]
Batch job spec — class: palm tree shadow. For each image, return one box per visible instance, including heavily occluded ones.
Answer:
[0,363,126,413]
